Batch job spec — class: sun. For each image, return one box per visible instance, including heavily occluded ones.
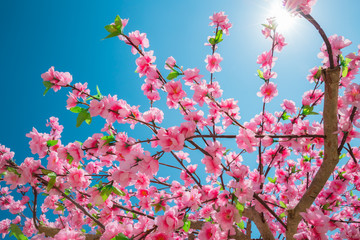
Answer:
[268,0,296,32]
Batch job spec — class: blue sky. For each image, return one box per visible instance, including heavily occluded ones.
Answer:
[0,0,359,235]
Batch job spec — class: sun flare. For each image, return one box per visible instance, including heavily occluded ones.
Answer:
[268,0,296,32]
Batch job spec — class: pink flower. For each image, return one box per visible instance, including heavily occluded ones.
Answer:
[205,53,223,73]
[68,168,90,189]
[165,56,176,70]
[101,221,122,240]
[236,128,259,153]
[198,222,219,240]
[302,89,323,106]
[135,51,157,77]
[318,34,352,67]
[214,203,241,231]
[54,228,85,240]
[201,156,222,175]
[66,92,78,109]
[143,107,164,124]
[274,33,287,52]
[164,80,186,108]
[41,67,72,91]
[344,83,360,107]
[0,219,11,239]
[257,51,277,69]
[155,207,183,234]
[182,68,203,85]
[111,169,136,187]
[281,99,296,114]
[18,157,42,185]
[209,12,232,35]
[157,127,185,152]
[126,30,149,54]
[73,82,90,100]
[257,82,278,103]
[283,0,318,15]
[26,128,49,158]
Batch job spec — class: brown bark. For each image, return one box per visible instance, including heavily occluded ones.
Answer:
[286,67,340,239]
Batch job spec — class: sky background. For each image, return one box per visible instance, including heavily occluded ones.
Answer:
[0,0,359,237]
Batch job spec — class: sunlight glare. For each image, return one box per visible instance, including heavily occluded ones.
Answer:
[268,1,296,33]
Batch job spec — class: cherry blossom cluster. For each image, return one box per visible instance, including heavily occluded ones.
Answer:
[1,2,360,240]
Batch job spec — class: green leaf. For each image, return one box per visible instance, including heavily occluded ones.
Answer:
[47,140,58,147]
[339,153,346,159]
[302,105,318,116]
[166,71,179,80]
[101,135,116,146]
[70,106,85,113]
[279,212,286,219]
[350,190,354,196]
[342,66,349,78]
[111,233,129,240]
[43,81,53,96]
[104,24,118,33]
[205,217,212,222]
[209,38,216,45]
[41,169,53,175]
[112,186,126,196]
[46,172,57,192]
[314,66,322,80]
[67,153,74,164]
[257,69,265,80]
[76,110,92,127]
[322,203,332,211]
[215,29,223,44]
[114,15,122,30]
[268,177,277,183]
[281,111,290,120]
[279,201,287,209]
[236,220,245,229]
[55,204,65,211]
[103,31,122,40]
[183,220,191,232]
[100,185,113,201]
[9,224,28,240]
[236,201,244,215]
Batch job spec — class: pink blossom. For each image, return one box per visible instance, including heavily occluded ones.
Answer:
[72,82,90,100]
[214,203,240,231]
[66,92,78,109]
[26,128,49,158]
[157,127,185,152]
[198,222,219,240]
[274,33,287,52]
[23,218,37,236]
[302,89,323,106]
[281,99,297,114]
[165,56,176,70]
[257,82,278,103]
[126,30,149,54]
[54,228,85,240]
[344,83,360,107]
[155,207,183,234]
[205,53,222,73]
[300,208,330,238]
[67,142,85,164]
[18,157,42,185]
[41,67,73,91]
[135,51,157,77]
[209,12,232,35]
[283,0,318,15]
[0,219,11,239]
[111,169,136,187]
[164,80,186,108]
[182,68,203,85]
[68,168,90,189]
[201,156,222,175]
[257,51,277,69]
[318,34,352,67]
[46,117,63,139]
[236,128,259,153]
